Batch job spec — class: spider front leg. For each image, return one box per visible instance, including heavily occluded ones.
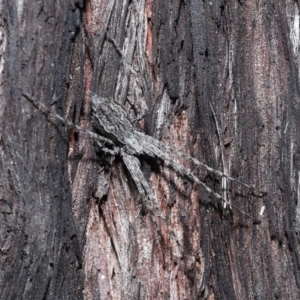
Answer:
[143,142,256,219]
[142,134,264,196]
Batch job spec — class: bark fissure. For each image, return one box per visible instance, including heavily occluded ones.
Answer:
[1,0,300,299]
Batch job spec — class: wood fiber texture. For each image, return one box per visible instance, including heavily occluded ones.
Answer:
[1,0,300,299]
[0,1,85,299]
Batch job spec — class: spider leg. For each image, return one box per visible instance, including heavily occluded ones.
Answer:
[141,133,263,196]
[121,150,152,202]
[23,92,116,147]
[143,143,257,220]
[121,150,181,248]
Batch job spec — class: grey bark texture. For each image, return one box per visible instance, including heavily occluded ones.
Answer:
[1,0,300,299]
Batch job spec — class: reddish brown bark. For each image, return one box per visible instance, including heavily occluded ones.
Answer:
[1,0,300,299]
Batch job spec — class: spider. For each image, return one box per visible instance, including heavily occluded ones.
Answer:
[90,94,263,206]
[23,92,263,234]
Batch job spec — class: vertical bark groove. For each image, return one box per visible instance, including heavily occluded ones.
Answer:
[1,0,300,299]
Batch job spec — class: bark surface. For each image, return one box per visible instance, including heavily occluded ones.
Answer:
[1,0,300,299]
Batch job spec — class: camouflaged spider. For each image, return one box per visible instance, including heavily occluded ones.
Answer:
[24,92,263,222]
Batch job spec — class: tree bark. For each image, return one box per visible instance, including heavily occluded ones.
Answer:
[1,0,300,299]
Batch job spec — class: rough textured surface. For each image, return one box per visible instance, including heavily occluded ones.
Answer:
[0,1,84,299]
[1,0,300,299]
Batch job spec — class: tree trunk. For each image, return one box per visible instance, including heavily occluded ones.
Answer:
[1,0,300,299]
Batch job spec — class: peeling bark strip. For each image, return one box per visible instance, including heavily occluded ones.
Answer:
[1,0,300,299]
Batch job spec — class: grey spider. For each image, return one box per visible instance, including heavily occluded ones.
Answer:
[90,95,262,209]
[24,92,263,225]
